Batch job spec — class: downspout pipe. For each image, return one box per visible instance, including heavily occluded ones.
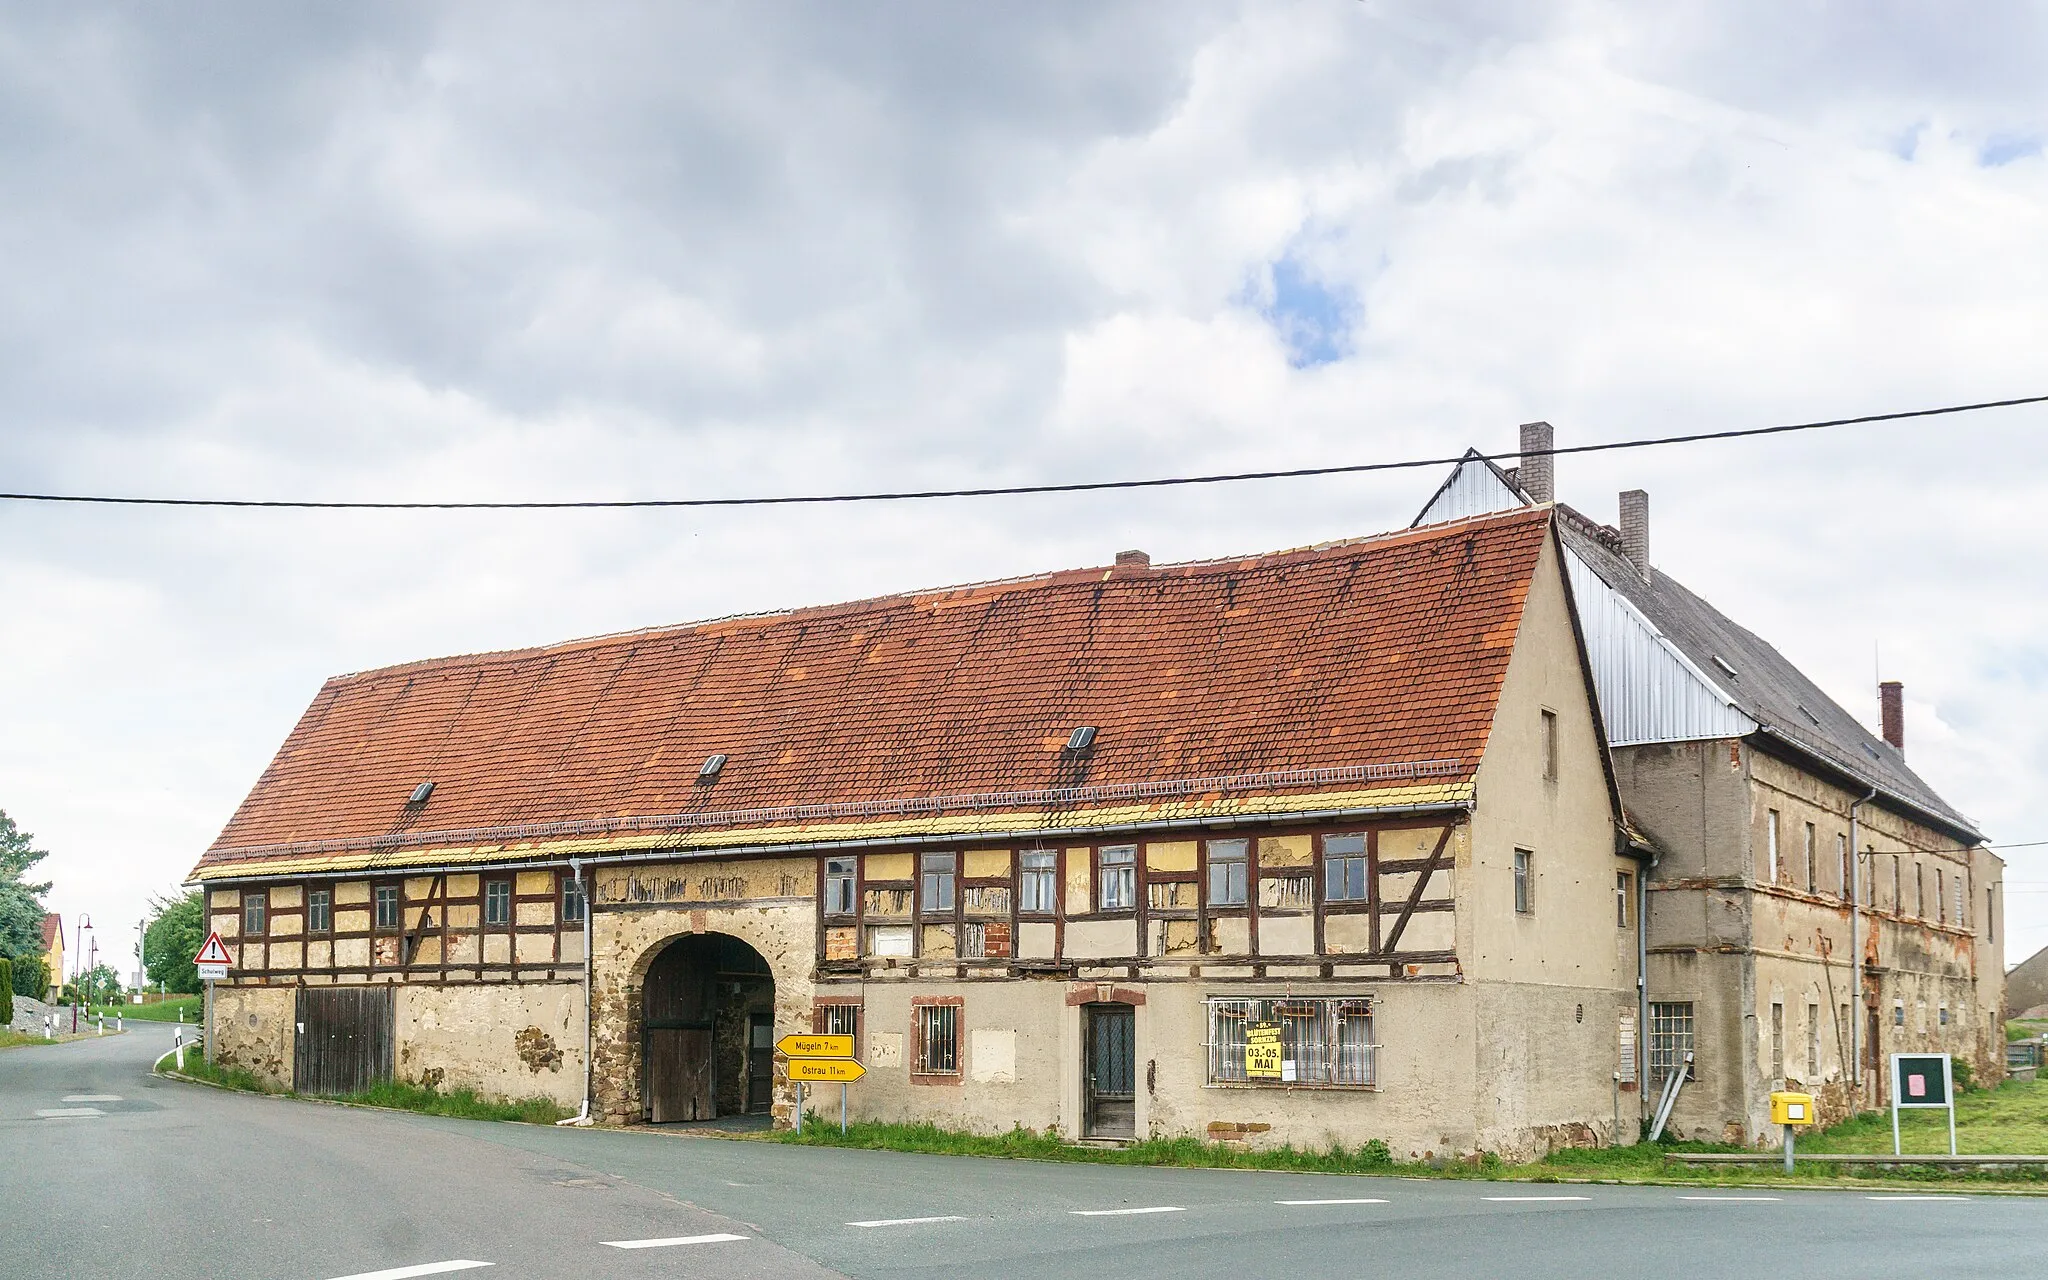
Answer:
[1848,787,1877,1109]
[556,856,596,1127]
[1638,847,1655,1136]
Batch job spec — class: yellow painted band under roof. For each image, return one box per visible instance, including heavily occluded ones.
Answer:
[189,782,1474,881]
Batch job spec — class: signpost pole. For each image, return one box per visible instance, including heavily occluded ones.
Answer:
[841,1083,847,1136]
[796,1080,805,1135]
[204,978,215,1065]
[1783,1124,1794,1174]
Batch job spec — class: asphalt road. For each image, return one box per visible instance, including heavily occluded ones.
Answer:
[4,1028,2043,1279]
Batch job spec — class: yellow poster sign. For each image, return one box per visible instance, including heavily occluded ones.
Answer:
[1245,1022,1283,1080]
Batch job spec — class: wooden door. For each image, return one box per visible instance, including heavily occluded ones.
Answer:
[1084,1004,1136,1139]
[647,1027,715,1122]
[293,986,394,1097]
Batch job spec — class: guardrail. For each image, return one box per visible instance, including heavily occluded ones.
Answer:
[1668,1153,2048,1167]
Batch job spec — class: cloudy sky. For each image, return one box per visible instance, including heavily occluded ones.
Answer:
[4,1,2046,980]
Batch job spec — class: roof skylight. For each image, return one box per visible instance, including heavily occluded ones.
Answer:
[1710,654,1738,678]
[408,781,435,805]
[697,754,728,783]
[1065,726,1098,752]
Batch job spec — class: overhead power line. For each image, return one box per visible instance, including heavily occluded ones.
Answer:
[2,393,2043,512]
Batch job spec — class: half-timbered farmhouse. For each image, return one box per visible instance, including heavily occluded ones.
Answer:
[189,505,1650,1158]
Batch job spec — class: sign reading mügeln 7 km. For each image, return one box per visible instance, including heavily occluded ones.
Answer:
[777,1034,855,1059]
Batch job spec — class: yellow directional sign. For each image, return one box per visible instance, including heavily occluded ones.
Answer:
[789,1057,866,1083]
[777,1034,855,1059]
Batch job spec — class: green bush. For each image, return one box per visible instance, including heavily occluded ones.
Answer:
[1954,1057,1975,1092]
[0,957,12,1024]
[10,954,47,1000]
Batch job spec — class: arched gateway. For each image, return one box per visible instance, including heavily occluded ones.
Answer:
[640,932,776,1122]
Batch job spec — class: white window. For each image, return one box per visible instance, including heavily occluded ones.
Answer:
[1098,845,1135,911]
[1513,849,1534,914]
[1018,851,1057,914]
[1767,810,1781,883]
[1616,871,1632,929]
[915,1003,959,1075]
[865,925,913,957]
[1205,997,1375,1087]
[1207,839,1248,906]
[1325,834,1367,902]
[824,858,857,915]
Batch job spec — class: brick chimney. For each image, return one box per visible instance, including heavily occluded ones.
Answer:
[1618,489,1650,581]
[1111,549,1150,577]
[1518,421,1554,503]
[1879,681,1904,752]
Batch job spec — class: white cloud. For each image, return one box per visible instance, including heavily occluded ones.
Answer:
[4,0,2048,975]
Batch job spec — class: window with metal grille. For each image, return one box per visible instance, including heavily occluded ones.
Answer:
[243,892,267,937]
[1325,834,1367,902]
[561,875,586,924]
[1648,1001,1694,1084]
[374,885,400,930]
[823,1003,860,1042]
[916,1003,959,1075]
[1204,997,1377,1087]
[1019,850,1057,914]
[1513,849,1534,914]
[1208,839,1248,906]
[921,853,956,913]
[1098,845,1135,911]
[824,858,857,915]
[306,889,330,934]
[485,880,511,926]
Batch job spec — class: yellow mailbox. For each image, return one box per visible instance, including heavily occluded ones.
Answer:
[1770,1091,1815,1127]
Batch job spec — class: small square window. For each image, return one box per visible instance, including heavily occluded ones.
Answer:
[373,885,401,930]
[307,889,331,934]
[1019,851,1057,914]
[1324,834,1367,902]
[1098,845,1135,911]
[1208,839,1248,906]
[484,880,512,927]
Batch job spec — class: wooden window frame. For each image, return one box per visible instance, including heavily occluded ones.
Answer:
[483,878,513,929]
[1018,849,1058,916]
[1205,838,1250,909]
[559,870,586,925]
[823,856,859,918]
[372,882,402,931]
[1096,844,1137,914]
[242,890,267,938]
[306,886,332,935]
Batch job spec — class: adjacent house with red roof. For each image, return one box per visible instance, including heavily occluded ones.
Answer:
[190,505,1647,1158]
[41,913,64,1001]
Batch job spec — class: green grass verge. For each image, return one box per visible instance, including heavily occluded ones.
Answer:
[772,1077,2048,1192]
[160,1052,568,1123]
[0,1028,63,1049]
[92,996,203,1022]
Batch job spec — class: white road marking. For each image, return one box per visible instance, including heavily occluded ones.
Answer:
[1483,1196,1589,1202]
[62,1094,122,1103]
[1679,1196,1783,1202]
[846,1216,968,1228]
[602,1234,749,1249]
[1071,1206,1186,1216]
[1276,1198,1390,1205]
[35,1108,104,1118]
[1865,1195,1969,1201]
[321,1263,492,1280]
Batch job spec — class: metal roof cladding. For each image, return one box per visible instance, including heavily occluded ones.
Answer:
[192,506,1556,877]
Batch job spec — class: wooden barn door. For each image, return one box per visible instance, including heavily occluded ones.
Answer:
[294,986,395,1096]
[647,1028,715,1121]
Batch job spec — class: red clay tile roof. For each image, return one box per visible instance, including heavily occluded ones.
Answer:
[193,507,1554,875]
[42,913,62,949]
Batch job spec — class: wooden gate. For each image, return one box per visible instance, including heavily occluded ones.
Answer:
[293,986,395,1096]
[646,1027,716,1122]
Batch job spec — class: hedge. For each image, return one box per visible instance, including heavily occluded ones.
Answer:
[1,958,13,1026]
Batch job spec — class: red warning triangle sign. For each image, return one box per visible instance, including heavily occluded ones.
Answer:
[193,932,235,966]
